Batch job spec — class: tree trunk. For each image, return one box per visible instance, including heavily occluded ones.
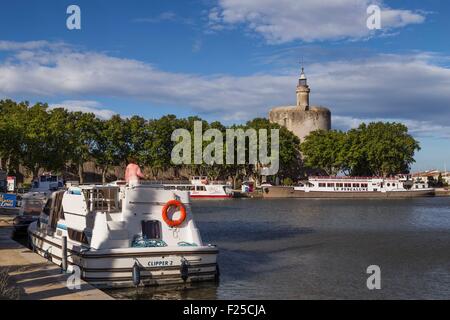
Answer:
[151,167,159,179]
[102,167,108,184]
[6,156,12,174]
[32,165,40,181]
[78,163,84,184]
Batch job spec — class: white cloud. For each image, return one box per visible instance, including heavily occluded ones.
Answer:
[0,40,50,51]
[0,40,66,51]
[207,0,426,43]
[49,100,117,119]
[1,41,450,139]
[133,11,194,25]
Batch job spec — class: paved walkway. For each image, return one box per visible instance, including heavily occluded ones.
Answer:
[0,216,113,300]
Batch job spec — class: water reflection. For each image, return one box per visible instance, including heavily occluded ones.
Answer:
[107,282,219,300]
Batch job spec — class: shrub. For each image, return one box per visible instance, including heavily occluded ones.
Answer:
[0,268,19,300]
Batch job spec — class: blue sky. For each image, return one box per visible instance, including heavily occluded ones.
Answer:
[1,0,450,171]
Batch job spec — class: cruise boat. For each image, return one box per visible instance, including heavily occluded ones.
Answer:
[163,176,233,199]
[263,175,435,198]
[28,182,219,288]
[13,174,64,235]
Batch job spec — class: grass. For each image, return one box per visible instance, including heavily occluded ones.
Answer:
[0,267,20,300]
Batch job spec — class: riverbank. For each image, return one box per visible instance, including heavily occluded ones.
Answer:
[0,216,113,300]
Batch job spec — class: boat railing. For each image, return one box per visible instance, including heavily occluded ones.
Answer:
[309,176,382,180]
[208,181,230,185]
[139,180,191,186]
[139,180,230,186]
[82,187,120,213]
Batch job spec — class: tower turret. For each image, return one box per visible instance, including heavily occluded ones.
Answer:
[296,67,310,111]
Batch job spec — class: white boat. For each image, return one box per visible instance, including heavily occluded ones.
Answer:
[263,175,435,198]
[28,182,219,288]
[161,176,233,199]
[13,174,64,234]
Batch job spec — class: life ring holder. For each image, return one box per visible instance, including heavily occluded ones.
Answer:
[162,200,187,227]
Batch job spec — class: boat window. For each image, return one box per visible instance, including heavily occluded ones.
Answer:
[67,228,89,245]
[141,220,162,240]
[318,183,326,188]
[327,183,335,188]
[353,183,360,188]
[361,183,368,188]
[336,183,343,188]
[344,183,351,188]
[387,183,390,187]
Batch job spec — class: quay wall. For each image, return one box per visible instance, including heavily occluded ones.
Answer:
[0,218,113,300]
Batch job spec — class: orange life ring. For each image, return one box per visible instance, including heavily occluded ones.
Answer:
[162,200,187,227]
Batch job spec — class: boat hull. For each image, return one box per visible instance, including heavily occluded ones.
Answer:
[262,186,435,198]
[29,225,219,288]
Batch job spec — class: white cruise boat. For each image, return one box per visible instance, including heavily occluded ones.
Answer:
[28,182,219,288]
[263,175,435,198]
[163,176,233,199]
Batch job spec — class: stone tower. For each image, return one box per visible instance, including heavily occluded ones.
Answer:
[269,67,331,142]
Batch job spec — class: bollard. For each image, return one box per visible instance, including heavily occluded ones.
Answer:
[180,259,189,282]
[62,236,68,272]
[132,261,141,287]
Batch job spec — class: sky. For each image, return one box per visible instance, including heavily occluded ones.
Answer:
[0,0,449,171]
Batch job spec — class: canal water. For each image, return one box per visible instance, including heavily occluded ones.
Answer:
[107,197,450,300]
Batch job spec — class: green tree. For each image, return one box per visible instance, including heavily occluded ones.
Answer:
[20,103,53,179]
[67,111,101,183]
[0,100,27,174]
[301,122,420,177]
[351,122,420,176]
[93,115,130,183]
[300,129,346,176]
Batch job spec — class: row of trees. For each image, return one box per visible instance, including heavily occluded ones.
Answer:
[0,99,421,185]
[0,100,301,185]
[300,122,420,177]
